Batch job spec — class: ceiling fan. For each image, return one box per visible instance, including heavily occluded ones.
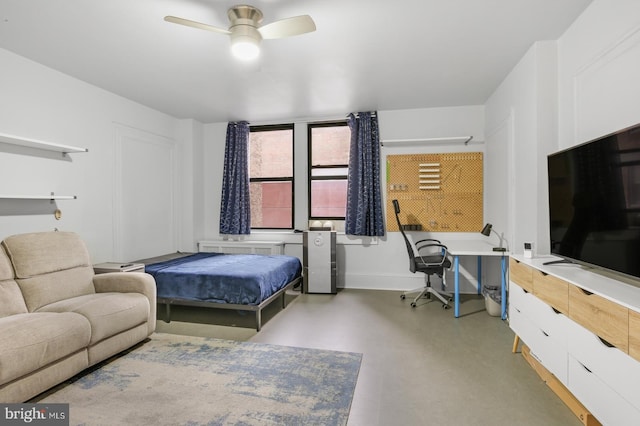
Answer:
[164,4,316,60]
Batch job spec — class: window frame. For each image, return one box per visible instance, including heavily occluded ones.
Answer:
[249,123,295,230]
[308,120,350,221]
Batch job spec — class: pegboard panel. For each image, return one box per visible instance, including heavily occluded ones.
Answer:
[386,152,483,232]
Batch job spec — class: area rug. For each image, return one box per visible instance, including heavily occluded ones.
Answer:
[37,333,362,425]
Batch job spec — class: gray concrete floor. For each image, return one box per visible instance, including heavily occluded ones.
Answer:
[156,288,581,426]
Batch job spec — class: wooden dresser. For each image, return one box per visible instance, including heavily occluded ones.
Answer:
[509,255,640,425]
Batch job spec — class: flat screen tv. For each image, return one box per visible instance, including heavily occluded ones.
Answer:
[547,122,640,281]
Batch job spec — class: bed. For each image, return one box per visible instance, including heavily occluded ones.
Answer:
[143,252,302,331]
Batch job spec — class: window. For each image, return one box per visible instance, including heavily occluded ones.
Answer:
[249,124,294,229]
[308,121,350,219]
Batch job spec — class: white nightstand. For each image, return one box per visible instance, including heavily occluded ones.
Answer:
[93,262,145,274]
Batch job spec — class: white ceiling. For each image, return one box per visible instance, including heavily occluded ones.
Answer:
[0,0,592,124]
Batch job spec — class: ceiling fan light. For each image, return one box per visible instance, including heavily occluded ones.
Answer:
[231,38,260,60]
[230,25,261,60]
[165,5,316,62]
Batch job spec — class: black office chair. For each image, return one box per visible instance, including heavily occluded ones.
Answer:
[393,199,452,308]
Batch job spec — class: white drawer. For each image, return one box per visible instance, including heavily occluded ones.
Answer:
[566,319,640,410]
[510,282,569,348]
[568,355,640,426]
[510,305,567,383]
[528,330,567,385]
[510,282,543,320]
[509,303,528,339]
[526,296,569,344]
[509,281,528,311]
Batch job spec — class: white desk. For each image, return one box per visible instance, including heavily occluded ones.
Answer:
[445,240,509,319]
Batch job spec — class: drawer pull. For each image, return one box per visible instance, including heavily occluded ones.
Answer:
[598,336,614,348]
[540,271,549,277]
[579,288,594,296]
[579,362,593,374]
[523,288,529,294]
[541,330,549,337]
[552,307,561,314]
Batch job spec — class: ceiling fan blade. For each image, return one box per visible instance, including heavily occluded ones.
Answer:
[164,16,231,35]
[258,15,316,39]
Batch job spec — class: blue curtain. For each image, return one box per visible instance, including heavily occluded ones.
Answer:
[219,121,251,235]
[345,112,385,236]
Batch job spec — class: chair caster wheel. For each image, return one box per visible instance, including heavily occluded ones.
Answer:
[410,302,417,308]
[442,304,450,310]
[400,294,406,300]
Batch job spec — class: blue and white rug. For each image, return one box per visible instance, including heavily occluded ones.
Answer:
[38,333,362,425]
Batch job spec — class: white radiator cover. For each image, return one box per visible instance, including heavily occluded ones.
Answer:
[198,240,285,255]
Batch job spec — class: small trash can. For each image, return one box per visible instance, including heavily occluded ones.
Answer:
[482,285,501,317]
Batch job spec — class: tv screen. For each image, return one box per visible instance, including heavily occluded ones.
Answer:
[548,123,640,280]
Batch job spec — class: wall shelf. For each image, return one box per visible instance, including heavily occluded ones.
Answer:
[0,132,88,155]
[381,136,475,146]
[0,194,77,200]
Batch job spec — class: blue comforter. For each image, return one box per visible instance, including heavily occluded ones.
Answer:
[146,252,302,305]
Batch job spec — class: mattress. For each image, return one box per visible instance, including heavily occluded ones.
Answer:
[145,252,302,305]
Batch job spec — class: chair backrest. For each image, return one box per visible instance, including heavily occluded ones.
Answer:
[2,231,95,312]
[393,199,450,275]
[393,199,419,273]
[0,244,28,318]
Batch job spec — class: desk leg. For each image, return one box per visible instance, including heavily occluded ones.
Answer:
[501,256,507,320]
[477,256,482,294]
[454,255,460,318]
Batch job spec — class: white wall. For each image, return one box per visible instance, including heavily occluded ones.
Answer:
[0,48,196,262]
[558,0,640,148]
[484,41,558,256]
[177,118,205,252]
[484,0,640,258]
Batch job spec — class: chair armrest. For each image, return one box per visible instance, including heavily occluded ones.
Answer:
[415,243,451,267]
[415,238,441,245]
[93,272,157,334]
[93,272,156,297]
[416,242,448,254]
